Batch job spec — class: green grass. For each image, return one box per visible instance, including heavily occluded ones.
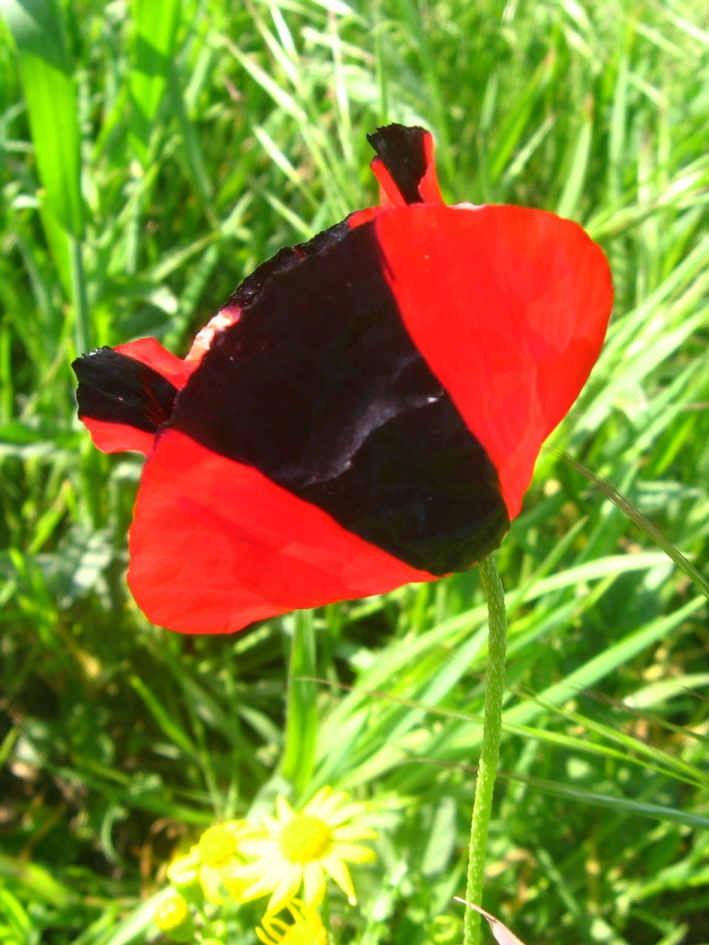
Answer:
[1,0,709,943]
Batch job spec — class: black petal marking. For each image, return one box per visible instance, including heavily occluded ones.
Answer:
[223,221,350,311]
[73,348,178,433]
[367,124,428,204]
[172,220,508,575]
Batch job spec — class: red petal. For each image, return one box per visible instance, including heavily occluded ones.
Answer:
[418,132,444,204]
[76,339,190,455]
[347,206,382,229]
[115,337,195,389]
[374,204,613,518]
[368,127,444,206]
[82,418,155,455]
[370,157,409,208]
[128,429,432,634]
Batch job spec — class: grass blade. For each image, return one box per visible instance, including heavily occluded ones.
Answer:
[129,0,182,164]
[558,451,709,600]
[1,0,83,239]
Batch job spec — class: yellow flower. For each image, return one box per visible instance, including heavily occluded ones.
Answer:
[257,900,328,945]
[233,787,377,913]
[167,820,255,905]
[154,889,194,942]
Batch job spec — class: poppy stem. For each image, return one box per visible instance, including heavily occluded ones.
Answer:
[281,609,318,798]
[463,555,508,945]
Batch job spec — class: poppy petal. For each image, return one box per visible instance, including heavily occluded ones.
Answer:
[374,203,613,518]
[127,429,431,634]
[80,418,156,455]
[419,129,444,204]
[73,346,181,455]
[346,206,382,229]
[72,123,612,637]
[114,337,194,389]
[367,124,444,205]
[169,218,508,576]
[370,157,409,208]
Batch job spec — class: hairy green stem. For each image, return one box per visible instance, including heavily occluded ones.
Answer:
[464,555,508,945]
[281,609,318,797]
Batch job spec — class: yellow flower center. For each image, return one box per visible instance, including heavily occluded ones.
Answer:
[279,814,331,863]
[154,892,189,932]
[198,825,237,866]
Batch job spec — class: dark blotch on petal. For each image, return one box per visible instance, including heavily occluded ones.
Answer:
[367,124,428,205]
[172,220,508,575]
[73,348,179,433]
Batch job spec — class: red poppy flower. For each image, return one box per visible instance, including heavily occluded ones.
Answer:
[73,124,613,634]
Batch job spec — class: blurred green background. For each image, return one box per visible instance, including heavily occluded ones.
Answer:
[2,0,709,943]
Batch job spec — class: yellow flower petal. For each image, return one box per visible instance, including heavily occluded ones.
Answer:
[276,795,296,823]
[220,861,251,901]
[256,900,327,945]
[263,814,282,835]
[304,788,348,821]
[330,842,376,864]
[240,864,288,902]
[266,862,303,914]
[237,782,376,914]
[301,787,332,816]
[326,802,368,827]
[238,836,280,859]
[331,825,377,842]
[167,850,200,886]
[320,855,356,904]
[231,856,281,886]
[199,863,224,905]
[302,861,326,907]
[265,917,291,935]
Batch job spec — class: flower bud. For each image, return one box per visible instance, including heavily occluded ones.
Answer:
[154,890,194,942]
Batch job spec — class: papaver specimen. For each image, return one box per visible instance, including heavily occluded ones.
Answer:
[73,124,613,634]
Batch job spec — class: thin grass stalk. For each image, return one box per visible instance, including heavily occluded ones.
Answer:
[463,555,508,945]
[69,235,90,354]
